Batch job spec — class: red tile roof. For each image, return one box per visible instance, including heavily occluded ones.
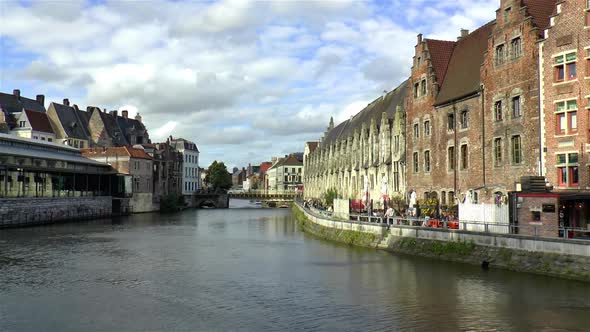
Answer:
[81,146,153,160]
[425,39,456,85]
[435,21,494,106]
[24,109,54,134]
[522,0,558,33]
[259,162,272,174]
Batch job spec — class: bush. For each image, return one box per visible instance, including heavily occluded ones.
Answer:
[160,194,184,212]
[323,188,339,208]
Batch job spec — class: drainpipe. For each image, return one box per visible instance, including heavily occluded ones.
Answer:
[481,84,486,187]
[453,102,458,196]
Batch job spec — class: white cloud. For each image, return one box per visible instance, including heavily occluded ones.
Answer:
[0,0,498,167]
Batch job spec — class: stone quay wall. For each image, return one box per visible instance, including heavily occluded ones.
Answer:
[0,196,112,227]
[293,202,590,281]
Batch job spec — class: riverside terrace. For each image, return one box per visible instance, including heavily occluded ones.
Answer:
[298,199,590,241]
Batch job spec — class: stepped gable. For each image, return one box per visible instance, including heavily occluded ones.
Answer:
[434,21,494,106]
[322,80,409,148]
[521,0,559,33]
[425,39,456,85]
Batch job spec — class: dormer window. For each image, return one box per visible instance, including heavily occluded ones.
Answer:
[19,121,26,127]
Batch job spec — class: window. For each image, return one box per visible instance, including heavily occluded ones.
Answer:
[79,141,84,148]
[447,113,455,130]
[416,56,421,66]
[555,100,578,135]
[460,110,469,128]
[48,138,52,142]
[41,137,45,141]
[494,138,502,166]
[494,100,503,121]
[473,191,479,204]
[73,140,79,148]
[414,83,419,98]
[413,152,419,173]
[460,144,468,169]
[495,44,505,66]
[503,7,511,21]
[19,121,25,127]
[413,123,420,138]
[586,2,590,26]
[33,136,38,139]
[284,175,288,182]
[441,191,446,205]
[511,37,522,59]
[511,135,522,164]
[448,146,455,170]
[512,96,521,118]
[424,121,431,136]
[424,150,430,172]
[420,79,426,96]
[556,153,579,187]
[554,52,577,82]
[394,135,400,152]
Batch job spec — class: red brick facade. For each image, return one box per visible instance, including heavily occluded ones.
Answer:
[406,0,557,206]
[541,0,590,192]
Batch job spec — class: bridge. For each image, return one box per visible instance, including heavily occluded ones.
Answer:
[191,193,229,208]
[228,190,300,201]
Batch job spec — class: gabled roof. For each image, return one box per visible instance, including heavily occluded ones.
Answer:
[50,102,90,140]
[259,162,272,173]
[170,137,199,152]
[425,39,456,85]
[322,80,408,148]
[274,154,303,167]
[80,146,153,160]
[0,92,45,114]
[521,0,558,33]
[306,141,319,153]
[98,110,129,146]
[434,21,494,106]
[23,110,54,134]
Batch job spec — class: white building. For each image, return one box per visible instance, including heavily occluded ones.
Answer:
[170,137,200,196]
[267,154,303,193]
[11,109,56,142]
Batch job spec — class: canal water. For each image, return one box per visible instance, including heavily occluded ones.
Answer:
[1,200,590,331]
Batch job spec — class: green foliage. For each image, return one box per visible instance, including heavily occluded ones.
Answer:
[160,194,184,212]
[419,197,439,217]
[204,161,233,190]
[390,194,407,215]
[323,188,339,208]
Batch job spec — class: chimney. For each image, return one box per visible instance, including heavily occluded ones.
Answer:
[122,110,128,118]
[73,104,80,112]
[110,110,118,117]
[36,94,45,106]
[63,98,70,106]
[417,33,423,44]
[135,113,142,123]
[458,29,469,40]
[13,89,20,100]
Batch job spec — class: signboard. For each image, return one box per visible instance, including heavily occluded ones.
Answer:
[542,204,556,213]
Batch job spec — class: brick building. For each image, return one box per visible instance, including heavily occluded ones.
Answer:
[481,0,555,197]
[406,0,556,212]
[406,24,493,209]
[539,0,590,232]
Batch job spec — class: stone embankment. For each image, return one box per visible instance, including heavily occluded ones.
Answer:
[293,203,590,282]
[0,197,112,227]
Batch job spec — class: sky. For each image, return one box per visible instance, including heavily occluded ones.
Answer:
[0,0,498,169]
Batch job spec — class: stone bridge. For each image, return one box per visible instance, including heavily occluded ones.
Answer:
[191,193,229,208]
[228,191,300,201]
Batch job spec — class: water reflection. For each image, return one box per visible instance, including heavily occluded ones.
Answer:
[0,208,589,331]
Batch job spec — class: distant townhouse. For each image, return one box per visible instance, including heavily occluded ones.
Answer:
[11,109,56,142]
[81,146,155,213]
[142,141,183,200]
[47,99,91,148]
[169,137,200,196]
[268,154,303,193]
[0,90,46,131]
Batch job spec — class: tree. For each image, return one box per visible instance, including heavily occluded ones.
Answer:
[204,161,232,190]
[323,188,339,208]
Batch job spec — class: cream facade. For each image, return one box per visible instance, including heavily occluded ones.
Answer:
[303,81,408,207]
